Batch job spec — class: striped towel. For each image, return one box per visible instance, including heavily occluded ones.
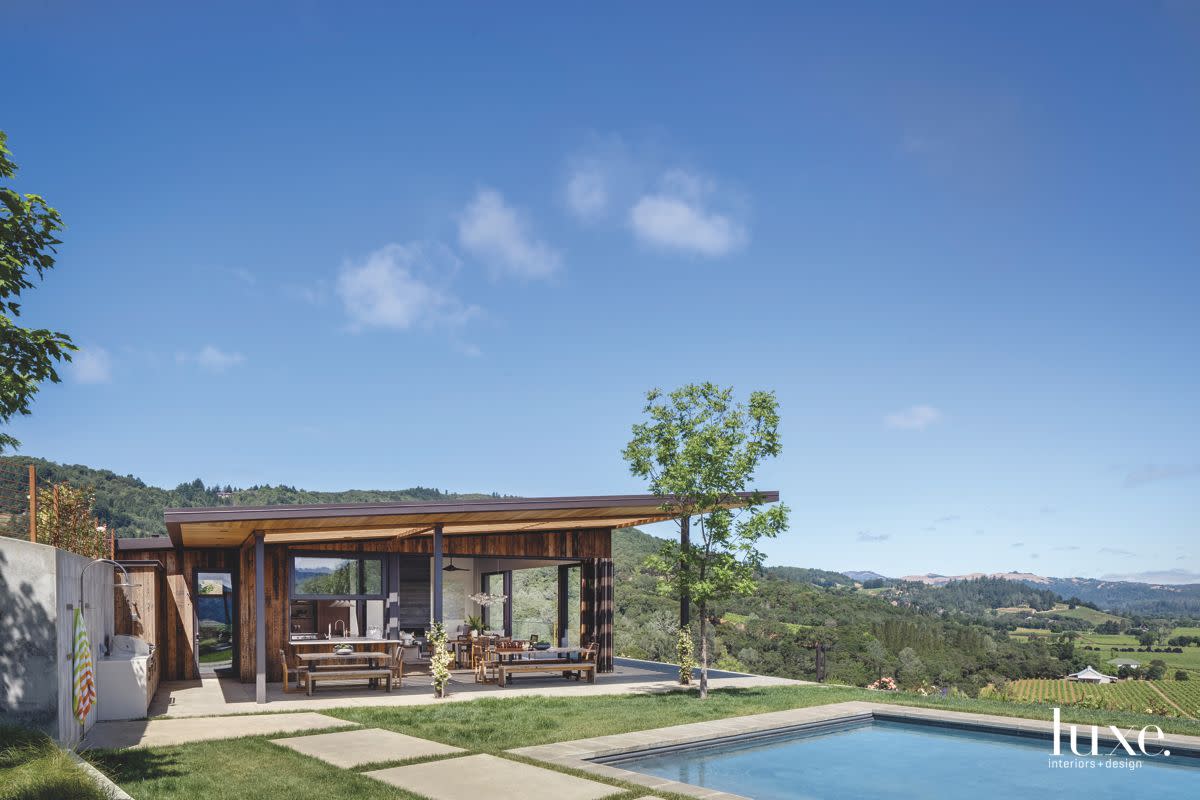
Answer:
[72,607,96,724]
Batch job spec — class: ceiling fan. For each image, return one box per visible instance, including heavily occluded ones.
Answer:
[442,557,465,572]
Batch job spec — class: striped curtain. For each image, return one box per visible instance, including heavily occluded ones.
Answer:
[72,607,96,724]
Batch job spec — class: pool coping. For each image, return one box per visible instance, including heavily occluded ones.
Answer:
[507,701,1200,800]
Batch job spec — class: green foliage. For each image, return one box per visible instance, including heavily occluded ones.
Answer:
[428,621,452,697]
[35,483,107,560]
[0,132,76,452]
[623,383,790,697]
[677,624,696,685]
[465,615,485,634]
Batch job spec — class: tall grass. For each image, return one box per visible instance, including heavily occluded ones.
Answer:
[0,724,107,800]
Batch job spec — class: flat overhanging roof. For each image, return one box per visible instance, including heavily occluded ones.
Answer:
[163,491,780,548]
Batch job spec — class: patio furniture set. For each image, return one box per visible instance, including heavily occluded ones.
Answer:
[279,635,597,694]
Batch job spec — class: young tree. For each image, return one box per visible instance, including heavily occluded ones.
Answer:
[1,131,75,451]
[623,383,789,699]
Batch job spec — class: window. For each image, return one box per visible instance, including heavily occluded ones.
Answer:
[290,555,383,598]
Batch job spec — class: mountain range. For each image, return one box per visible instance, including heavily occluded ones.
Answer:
[842,570,1200,616]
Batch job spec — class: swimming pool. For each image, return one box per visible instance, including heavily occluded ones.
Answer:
[608,718,1200,799]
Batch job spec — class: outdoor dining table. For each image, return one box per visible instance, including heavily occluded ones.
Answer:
[493,645,584,662]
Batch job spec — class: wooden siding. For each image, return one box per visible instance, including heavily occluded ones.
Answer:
[113,563,164,650]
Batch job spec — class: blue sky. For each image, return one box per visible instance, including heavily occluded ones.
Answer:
[5,2,1198,582]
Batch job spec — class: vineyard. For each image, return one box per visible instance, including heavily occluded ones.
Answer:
[982,679,1200,719]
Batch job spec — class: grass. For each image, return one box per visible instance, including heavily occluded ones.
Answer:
[0,724,107,800]
[86,684,1200,799]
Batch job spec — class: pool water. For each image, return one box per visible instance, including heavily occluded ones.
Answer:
[613,719,1200,799]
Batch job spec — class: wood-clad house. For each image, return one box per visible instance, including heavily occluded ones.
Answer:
[114,492,778,702]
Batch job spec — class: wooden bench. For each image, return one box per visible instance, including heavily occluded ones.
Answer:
[307,668,393,695]
[497,660,595,686]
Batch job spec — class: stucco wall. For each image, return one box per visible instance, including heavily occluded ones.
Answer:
[0,538,113,745]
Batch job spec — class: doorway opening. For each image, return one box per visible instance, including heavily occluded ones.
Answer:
[196,571,237,676]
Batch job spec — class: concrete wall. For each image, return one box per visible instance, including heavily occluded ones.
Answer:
[0,538,114,746]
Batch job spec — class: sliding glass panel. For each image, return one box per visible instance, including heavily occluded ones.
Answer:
[442,567,469,635]
[291,555,384,598]
[512,567,557,643]
[566,565,580,646]
[293,557,361,595]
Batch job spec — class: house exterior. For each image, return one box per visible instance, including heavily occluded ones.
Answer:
[1066,665,1118,684]
[114,491,778,703]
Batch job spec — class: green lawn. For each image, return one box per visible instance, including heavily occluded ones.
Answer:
[1010,628,1200,678]
[86,684,1200,800]
[0,724,107,800]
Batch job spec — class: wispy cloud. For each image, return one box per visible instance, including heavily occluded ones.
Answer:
[1098,547,1137,558]
[228,268,256,286]
[177,345,246,372]
[1010,542,1024,548]
[857,530,890,542]
[1099,569,1200,585]
[1052,545,1080,552]
[629,170,747,257]
[71,346,113,384]
[337,242,479,333]
[884,405,942,430]
[934,515,960,524]
[1123,463,1200,488]
[458,188,561,280]
[565,166,610,221]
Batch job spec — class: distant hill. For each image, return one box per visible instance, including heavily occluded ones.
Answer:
[892,568,1200,617]
[0,456,499,539]
[768,566,856,588]
[900,571,1048,586]
[842,570,890,582]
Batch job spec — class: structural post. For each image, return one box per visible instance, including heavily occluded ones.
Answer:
[556,564,570,646]
[27,464,36,543]
[502,570,513,637]
[254,531,266,704]
[432,523,443,625]
[679,515,691,629]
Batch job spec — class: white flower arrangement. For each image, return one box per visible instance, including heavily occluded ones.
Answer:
[468,592,508,607]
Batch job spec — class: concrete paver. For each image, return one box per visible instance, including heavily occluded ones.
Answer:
[84,711,355,750]
[364,753,621,800]
[271,727,463,767]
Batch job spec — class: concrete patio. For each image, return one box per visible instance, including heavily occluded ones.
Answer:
[147,659,799,718]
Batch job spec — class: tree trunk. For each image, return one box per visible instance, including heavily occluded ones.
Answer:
[698,602,709,699]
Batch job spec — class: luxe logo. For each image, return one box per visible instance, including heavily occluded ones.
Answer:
[1051,708,1170,757]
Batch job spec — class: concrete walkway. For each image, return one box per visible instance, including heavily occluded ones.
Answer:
[272,727,463,767]
[83,711,355,750]
[364,753,621,800]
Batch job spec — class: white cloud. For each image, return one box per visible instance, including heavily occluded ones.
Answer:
[884,405,942,430]
[565,167,609,221]
[337,242,479,332]
[629,170,747,257]
[71,347,112,384]
[857,530,890,542]
[177,346,246,372]
[457,188,561,280]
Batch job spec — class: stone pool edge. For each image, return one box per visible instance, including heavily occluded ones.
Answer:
[506,701,1200,800]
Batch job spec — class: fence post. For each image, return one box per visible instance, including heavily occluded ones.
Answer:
[27,464,36,543]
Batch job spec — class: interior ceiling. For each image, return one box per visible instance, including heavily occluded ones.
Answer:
[164,493,778,548]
